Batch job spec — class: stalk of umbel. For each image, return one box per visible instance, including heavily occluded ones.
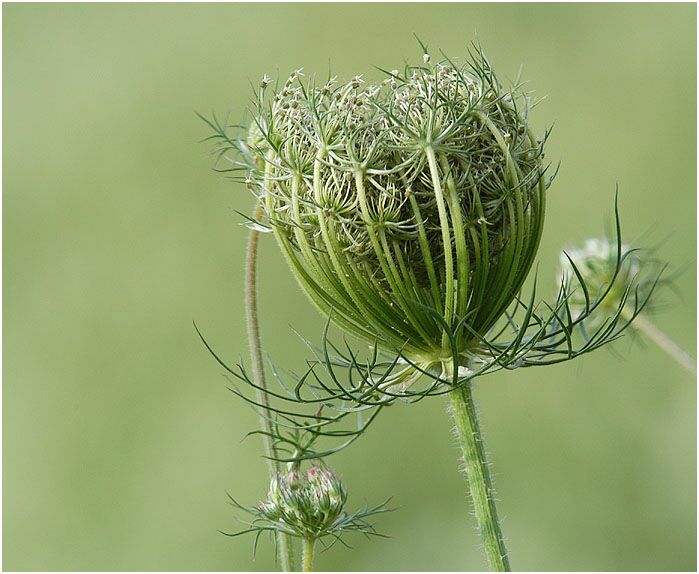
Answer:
[629,314,696,375]
[244,201,296,570]
[204,44,663,571]
[301,538,315,573]
[447,371,509,570]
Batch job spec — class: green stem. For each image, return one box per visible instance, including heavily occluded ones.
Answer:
[245,201,295,571]
[447,375,510,571]
[626,312,696,376]
[302,538,315,572]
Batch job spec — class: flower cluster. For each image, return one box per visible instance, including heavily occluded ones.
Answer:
[258,467,347,540]
[558,237,666,327]
[223,465,390,546]
[241,50,550,364]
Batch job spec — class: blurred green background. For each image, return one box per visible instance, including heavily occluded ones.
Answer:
[3,3,696,571]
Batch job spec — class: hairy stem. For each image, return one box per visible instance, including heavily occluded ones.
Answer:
[245,201,295,571]
[302,538,315,572]
[448,376,510,571]
[627,312,696,376]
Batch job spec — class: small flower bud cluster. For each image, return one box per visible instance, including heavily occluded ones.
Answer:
[257,467,347,540]
[558,238,649,322]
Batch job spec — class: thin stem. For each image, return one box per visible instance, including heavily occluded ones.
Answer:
[245,201,294,571]
[447,375,510,571]
[302,538,315,572]
[628,312,696,376]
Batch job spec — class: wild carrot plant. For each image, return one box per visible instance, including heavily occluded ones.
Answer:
[201,44,665,571]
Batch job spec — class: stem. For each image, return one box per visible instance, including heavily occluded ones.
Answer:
[627,312,696,376]
[302,538,315,572]
[245,201,295,571]
[448,377,510,571]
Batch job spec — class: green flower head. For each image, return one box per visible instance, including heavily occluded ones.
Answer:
[258,467,347,540]
[558,237,666,327]
[203,45,663,423]
[242,48,551,369]
[224,464,390,547]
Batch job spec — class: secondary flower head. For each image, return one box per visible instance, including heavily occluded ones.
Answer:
[241,48,551,368]
[558,237,665,326]
[224,463,390,547]
[259,467,347,540]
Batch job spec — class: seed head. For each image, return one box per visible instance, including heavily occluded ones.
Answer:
[240,49,552,368]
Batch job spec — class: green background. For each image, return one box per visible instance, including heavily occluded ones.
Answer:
[3,3,696,571]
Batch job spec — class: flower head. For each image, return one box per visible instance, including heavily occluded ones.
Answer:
[242,49,551,368]
[558,237,666,327]
[259,467,347,539]
[202,48,660,413]
[224,465,390,546]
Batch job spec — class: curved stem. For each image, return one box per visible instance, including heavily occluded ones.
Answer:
[630,313,696,376]
[302,538,315,572]
[447,375,510,571]
[245,201,294,571]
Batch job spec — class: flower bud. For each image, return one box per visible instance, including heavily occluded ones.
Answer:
[258,467,348,540]
[557,238,649,323]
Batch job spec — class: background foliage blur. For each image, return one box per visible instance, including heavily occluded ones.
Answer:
[3,3,696,571]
